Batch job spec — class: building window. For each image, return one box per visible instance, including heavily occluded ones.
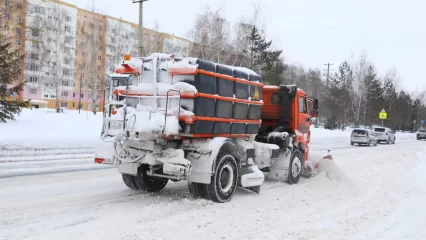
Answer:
[111,38,115,43]
[31,53,38,59]
[15,50,19,57]
[63,69,70,76]
[29,76,37,82]
[61,102,68,107]
[64,48,70,54]
[16,15,22,23]
[64,59,70,65]
[50,95,55,98]
[61,91,68,97]
[80,93,84,98]
[15,28,21,34]
[3,37,8,44]
[30,88,37,94]
[32,29,39,37]
[97,65,101,70]
[65,26,71,32]
[44,94,48,98]
[62,80,69,86]
[32,41,39,48]
[82,52,86,58]
[5,0,10,7]
[15,38,20,45]
[65,37,71,44]
[65,16,71,22]
[98,56,101,60]
[30,65,38,71]
[3,25,8,31]
[17,3,22,9]
[73,92,75,98]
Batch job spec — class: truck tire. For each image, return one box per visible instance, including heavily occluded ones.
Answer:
[133,165,169,192]
[203,152,238,203]
[122,174,138,190]
[287,149,302,184]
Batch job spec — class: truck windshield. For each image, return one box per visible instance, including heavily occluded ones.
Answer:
[374,128,386,132]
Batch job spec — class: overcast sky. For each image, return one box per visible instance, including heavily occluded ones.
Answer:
[67,0,426,93]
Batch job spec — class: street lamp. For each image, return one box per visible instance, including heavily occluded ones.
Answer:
[132,0,149,57]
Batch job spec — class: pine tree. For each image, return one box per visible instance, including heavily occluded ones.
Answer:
[247,25,284,85]
[0,43,26,123]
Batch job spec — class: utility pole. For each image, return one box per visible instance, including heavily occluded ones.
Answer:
[132,0,148,57]
[323,63,333,87]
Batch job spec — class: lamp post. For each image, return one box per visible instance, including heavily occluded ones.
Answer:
[132,0,149,57]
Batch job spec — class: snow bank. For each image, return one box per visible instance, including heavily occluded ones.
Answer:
[0,108,104,149]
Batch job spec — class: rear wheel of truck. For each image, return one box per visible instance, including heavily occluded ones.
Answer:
[122,174,138,190]
[287,149,303,184]
[133,165,169,192]
[204,152,238,203]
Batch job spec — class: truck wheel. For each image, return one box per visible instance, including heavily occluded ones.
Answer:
[203,152,238,203]
[133,165,169,192]
[287,149,302,184]
[122,174,138,190]
[350,141,354,146]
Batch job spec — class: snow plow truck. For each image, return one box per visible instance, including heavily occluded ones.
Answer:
[95,53,331,203]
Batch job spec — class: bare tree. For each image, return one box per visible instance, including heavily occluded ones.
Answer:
[77,8,105,114]
[351,52,369,126]
[189,6,230,63]
[27,2,74,112]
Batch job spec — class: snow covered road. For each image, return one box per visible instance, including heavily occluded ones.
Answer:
[1,139,425,240]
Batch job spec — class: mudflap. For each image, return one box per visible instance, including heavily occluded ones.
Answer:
[267,150,291,181]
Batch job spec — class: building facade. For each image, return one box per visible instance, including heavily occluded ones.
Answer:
[7,0,192,111]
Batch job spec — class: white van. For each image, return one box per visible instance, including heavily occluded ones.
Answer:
[350,128,378,146]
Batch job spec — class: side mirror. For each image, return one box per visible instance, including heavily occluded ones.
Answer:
[313,99,319,110]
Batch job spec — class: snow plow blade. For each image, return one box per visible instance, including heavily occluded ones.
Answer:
[303,150,334,177]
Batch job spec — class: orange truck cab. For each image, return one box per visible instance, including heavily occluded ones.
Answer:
[257,85,319,161]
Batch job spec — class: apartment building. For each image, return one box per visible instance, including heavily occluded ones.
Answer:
[5,0,193,111]
[1,0,27,100]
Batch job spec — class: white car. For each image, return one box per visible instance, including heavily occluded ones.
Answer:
[417,129,426,140]
[373,127,395,144]
[350,128,378,146]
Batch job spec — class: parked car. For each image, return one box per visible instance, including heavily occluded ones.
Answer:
[373,127,395,144]
[350,128,378,146]
[417,129,426,140]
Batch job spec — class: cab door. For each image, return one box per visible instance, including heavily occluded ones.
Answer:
[297,95,310,142]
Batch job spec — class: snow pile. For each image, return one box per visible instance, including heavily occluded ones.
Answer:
[115,82,197,95]
[126,110,179,136]
[168,58,198,74]
[415,145,426,187]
